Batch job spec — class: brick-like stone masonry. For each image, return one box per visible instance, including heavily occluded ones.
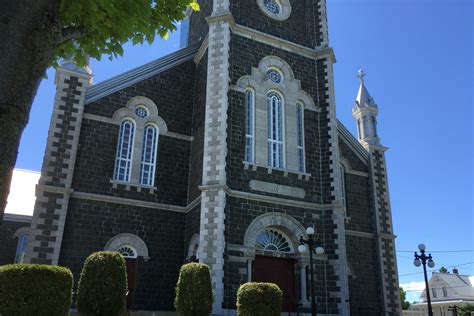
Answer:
[198,2,232,313]
[25,68,92,265]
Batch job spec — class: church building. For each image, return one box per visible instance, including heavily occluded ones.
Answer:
[24,0,401,315]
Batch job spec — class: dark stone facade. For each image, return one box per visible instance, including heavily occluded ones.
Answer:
[21,0,399,314]
[58,198,186,311]
[0,217,31,265]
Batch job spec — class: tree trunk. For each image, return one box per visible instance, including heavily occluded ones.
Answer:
[0,0,60,218]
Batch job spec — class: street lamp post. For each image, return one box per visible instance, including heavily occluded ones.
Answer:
[298,226,324,316]
[413,243,435,316]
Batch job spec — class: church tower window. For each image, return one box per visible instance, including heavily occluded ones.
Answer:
[114,119,135,182]
[296,103,305,172]
[245,89,255,163]
[139,124,159,186]
[267,92,284,169]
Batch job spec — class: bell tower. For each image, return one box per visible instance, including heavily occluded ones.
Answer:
[352,69,402,315]
[352,69,380,147]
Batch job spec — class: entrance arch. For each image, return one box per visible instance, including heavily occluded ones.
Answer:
[105,233,149,310]
[244,213,310,312]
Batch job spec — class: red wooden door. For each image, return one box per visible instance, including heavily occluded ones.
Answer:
[125,258,137,310]
[252,255,297,312]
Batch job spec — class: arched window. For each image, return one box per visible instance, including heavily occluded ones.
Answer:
[267,92,284,169]
[296,103,305,172]
[340,164,347,208]
[14,233,28,263]
[117,245,138,259]
[139,125,159,186]
[245,89,255,163]
[114,119,135,182]
[256,228,292,253]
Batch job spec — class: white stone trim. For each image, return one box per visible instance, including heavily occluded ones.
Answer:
[227,187,332,210]
[193,34,209,65]
[235,55,316,174]
[243,213,307,256]
[71,191,191,213]
[206,13,336,62]
[13,226,30,239]
[198,7,231,313]
[249,180,305,198]
[345,230,374,238]
[104,233,149,258]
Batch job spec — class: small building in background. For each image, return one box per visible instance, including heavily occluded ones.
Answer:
[404,269,474,316]
[0,169,38,265]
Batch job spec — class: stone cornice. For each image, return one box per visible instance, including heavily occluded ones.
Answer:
[71,191,201,213]
[206,12,336,63]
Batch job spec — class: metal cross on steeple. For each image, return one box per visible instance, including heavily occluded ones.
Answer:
[357,69,365,82]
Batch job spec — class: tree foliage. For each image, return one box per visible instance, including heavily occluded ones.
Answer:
[400,287,410,310]
[175,263,213,316]
[55,0,199,66]
[459,304,474,316]
[0,264,73,316]
[0,0,199,217]
[76,251,127,316]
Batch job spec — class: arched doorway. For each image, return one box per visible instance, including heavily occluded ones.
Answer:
[104,234,149,310]
[244,213,310,313]
[116,245,138,309]
[252,228,298,312]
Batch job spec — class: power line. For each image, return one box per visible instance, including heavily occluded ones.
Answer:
[397,250,474,253]
[398,261,474,277]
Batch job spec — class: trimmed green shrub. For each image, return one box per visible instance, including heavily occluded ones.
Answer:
[236,282,282,316]
[175,262,213,316]
[0,263,73,316]
[77,251,127,316]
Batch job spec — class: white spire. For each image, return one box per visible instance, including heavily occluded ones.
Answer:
[352,69,380,147]
[355,69,376,108]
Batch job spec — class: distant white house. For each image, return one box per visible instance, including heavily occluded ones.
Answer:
[404,269,474,316]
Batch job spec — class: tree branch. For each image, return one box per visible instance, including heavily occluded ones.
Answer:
[57,26,85,45]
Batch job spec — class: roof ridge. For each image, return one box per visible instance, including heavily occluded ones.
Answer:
[85,42,202,104]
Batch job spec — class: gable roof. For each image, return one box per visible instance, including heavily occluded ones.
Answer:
[85,42,201,104]
[421,272,474,301]
[337,120,370,162]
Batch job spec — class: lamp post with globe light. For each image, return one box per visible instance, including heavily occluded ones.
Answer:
[298,226,324,316]
[414,243,435,316]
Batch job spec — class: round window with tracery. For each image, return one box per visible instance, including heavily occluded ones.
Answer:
[116,245,137,258]
[263,0,280,14]
[256,229,292,252]
[267,68,283,84]
[135,106,149,118]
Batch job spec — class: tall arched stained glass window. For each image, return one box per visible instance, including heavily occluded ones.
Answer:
[296,103,305,172]
[14,233,28,263]
[245,89,254,162]
[267,92,284,168]
[114,119,135,182]
[139,125,158,186]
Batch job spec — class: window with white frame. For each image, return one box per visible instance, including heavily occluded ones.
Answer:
[236,56,317,174]
[112,97,166,188]
[114,119,135,182]
[14,233,28,263]
[139,124,159,186]
[296,103,305,172]
[432,288,437,298]
[267,92,284,169]
[442,287,447,297]
[245,89,255,163]
[340,164,347,207]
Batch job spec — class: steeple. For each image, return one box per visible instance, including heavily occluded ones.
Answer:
[352,69,380,147]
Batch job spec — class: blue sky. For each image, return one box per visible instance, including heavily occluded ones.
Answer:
[14,0,473,303]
